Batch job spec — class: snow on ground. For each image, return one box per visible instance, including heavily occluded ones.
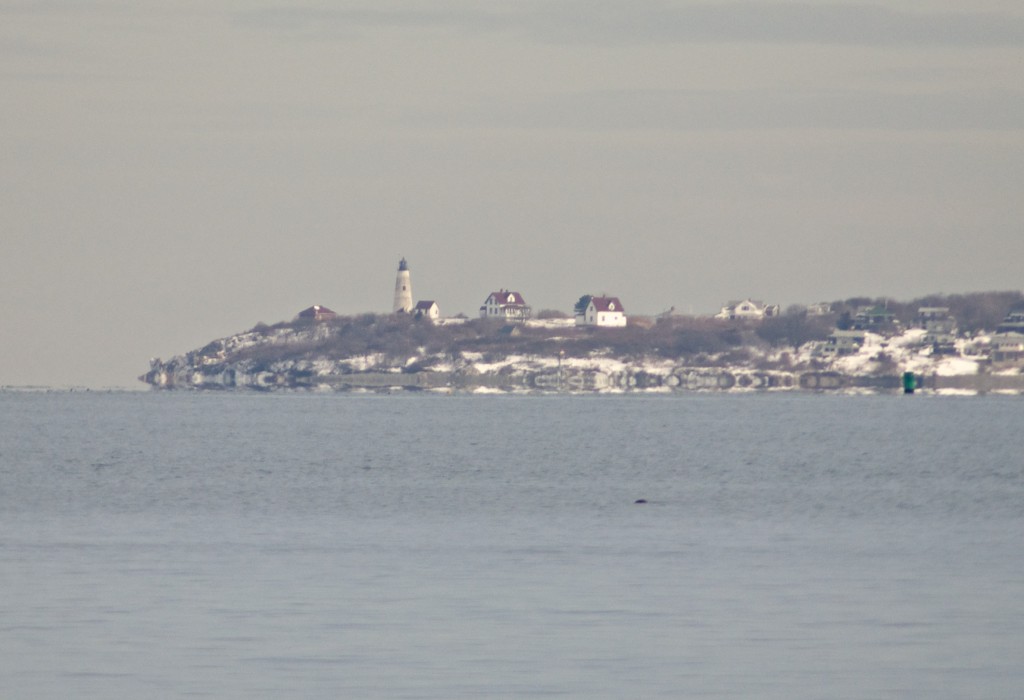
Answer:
[312,359,337,375]
[198,322,1017,395]
[559,355,629,373]
[828,328,981,376]
[472,386,509,394]
[222,333,262,354]
[633,358,678,375]
[341,354,385,372]
[899,351,979,378]
[828,332,888,375]
[393,326,995,380]
[932,357,981,376]
[525,318,576,329]
[471,354,548,373]
[424,353,456,373]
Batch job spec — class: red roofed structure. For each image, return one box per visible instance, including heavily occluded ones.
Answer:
[575,295,627,327]
[296,305,337,322]
[480,290,531,322]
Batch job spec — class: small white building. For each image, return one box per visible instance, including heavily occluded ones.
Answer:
[716,299,780,321]
[412,300,440,322]
[480,290,531,322]
[991,331,1024,363]
[575,295,627,327]
[917,307,957,353]
[818,329,866,357]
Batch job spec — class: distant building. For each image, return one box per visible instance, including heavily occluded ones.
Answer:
[851,305,896,332]
[996,307,1024,334]
[575,295,627,327]
[991,307,1024,363]
[991,332,1024,363]
[818,329,866,357]
[807,302,833,316]
[916,307,951,324]
[412,300,440,322]
[393,258,413,313]
[480,290,531,322]
[917,307,958,354]
[296,305,337,322]
[716,299,780,321]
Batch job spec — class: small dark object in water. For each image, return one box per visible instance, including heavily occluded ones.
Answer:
[634,499,648,504]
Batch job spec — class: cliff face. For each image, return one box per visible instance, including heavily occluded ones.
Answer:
[141,314,1018,394]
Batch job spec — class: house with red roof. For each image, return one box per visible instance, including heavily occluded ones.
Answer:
[480,290,531,322]
[296,305,337,322]
[575,295,627,327]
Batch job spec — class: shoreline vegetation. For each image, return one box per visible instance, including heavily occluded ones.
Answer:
[141,291,1024,395]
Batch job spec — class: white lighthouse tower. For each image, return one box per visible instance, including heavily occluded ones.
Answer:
[393,257,413,313]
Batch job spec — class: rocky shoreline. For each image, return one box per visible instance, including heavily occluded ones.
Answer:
[141,312,1024,395]
[140,358,1024,395]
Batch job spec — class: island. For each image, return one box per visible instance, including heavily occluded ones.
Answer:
[141,291,1024,395]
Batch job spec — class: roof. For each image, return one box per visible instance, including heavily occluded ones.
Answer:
[413,300,437,310]
[486,290,527,306]
[297,305,337,319]
[589,296,624,313]
[724,299,767,309]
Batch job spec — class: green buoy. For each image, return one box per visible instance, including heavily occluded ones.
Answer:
[903,371,916,394]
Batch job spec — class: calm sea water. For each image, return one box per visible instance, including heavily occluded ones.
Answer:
[2,391,1022,699]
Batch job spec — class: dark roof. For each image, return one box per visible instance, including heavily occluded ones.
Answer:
[486,290,527,306]
[297,305,337,319]
[589,296,624,313]
[414,300,436,310]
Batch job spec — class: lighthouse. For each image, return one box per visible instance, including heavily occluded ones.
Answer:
[393,258,413,313]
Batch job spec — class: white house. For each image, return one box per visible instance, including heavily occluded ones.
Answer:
[817,329,866,357]
[480,290,531,321]
[917,307,957,354]
[991,331,1024,363]
[716,299,780,321]
[575,295,627,327]
[412,300,440,322]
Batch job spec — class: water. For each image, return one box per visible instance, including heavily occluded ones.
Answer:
[2,392,1022,698]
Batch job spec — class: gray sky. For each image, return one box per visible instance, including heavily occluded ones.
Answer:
[3,0,1023,388]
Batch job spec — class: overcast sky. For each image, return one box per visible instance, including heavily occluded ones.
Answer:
[3,0,1023,388]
